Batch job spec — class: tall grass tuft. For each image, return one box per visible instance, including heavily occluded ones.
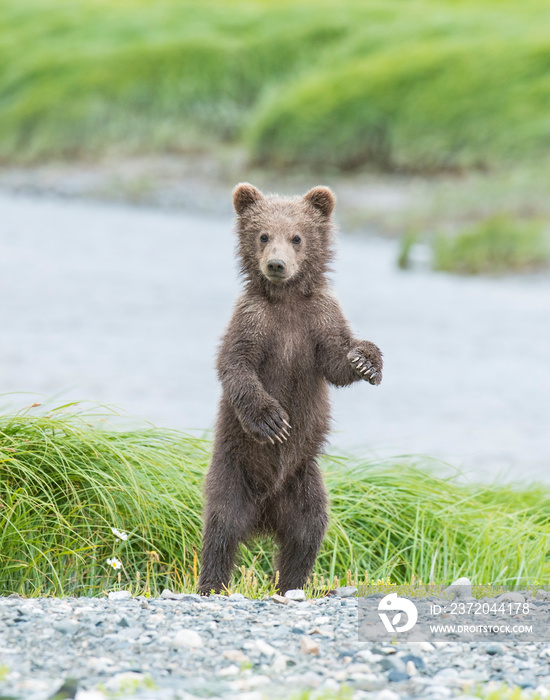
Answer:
[432,215,550,274]
[1,403,549,597]
[0,403,207,596]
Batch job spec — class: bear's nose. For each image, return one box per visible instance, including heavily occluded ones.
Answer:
[267,259,286,275]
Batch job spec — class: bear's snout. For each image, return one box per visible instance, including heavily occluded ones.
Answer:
[267,259,286,277]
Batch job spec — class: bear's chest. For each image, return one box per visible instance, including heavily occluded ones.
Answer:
[262,308,314,370]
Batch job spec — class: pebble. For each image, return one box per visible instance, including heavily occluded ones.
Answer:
[497,592,526,603]
[388,670,409,682]
[159,588,181,600]
[336,586,358,598]
[75,691,107,700]
[444,577,472,599]
[377,691,400,700]
[172,628,203,648]
[107,590,131,601]
[300,636,319,655]
[0,591,548,699]
[223,649,249,663]
[254,639,277,657]
[284,589,306,602]
[402,653,425,670]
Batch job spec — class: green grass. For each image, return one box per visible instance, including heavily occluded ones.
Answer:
[397,214,550,274]
[2,0,550,171]
[1,402,550,597]
[432,215,550,274]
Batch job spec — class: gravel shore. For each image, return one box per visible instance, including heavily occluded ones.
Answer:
[1,591,550,700]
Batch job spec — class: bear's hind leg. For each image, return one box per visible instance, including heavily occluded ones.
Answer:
[270,459,328,594]
[198,454,255,595]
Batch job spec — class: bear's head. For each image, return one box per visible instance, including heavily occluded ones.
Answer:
[233,183,335,296]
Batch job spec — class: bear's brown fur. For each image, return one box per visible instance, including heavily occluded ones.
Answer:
[198,183,383,595]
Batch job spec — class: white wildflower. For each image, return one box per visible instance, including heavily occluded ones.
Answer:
[107,557,123,570]
[110,527,128,541]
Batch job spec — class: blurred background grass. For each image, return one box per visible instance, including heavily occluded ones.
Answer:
[2,0,550,173]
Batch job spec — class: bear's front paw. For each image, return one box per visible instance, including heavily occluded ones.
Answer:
[348,344,383,386]
[244,402,291,445]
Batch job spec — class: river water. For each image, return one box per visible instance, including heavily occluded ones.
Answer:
[0,193,548,481]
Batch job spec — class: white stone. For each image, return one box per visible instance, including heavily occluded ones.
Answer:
[160,588,179,600]
[272,654,288,672]
[218,664,240,676]
[444,577,472,599]
[376,691,400,700]
[223,649,249,663]
[284,589,306,601]
[314,615,331,625]
[145,613,166,627]
[107,590,131,601]
[173,628,203,648]
[75,692,107,700]
[254,639,276,657]
[86,657,115,673]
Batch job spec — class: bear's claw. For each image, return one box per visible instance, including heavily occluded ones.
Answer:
[253,407,292,444]
[350,353,382,385]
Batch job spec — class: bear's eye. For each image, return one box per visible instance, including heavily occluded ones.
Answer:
[260,234,268,243]
[292,235,302,245]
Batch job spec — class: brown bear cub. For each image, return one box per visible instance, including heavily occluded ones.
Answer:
[198,183,383,596]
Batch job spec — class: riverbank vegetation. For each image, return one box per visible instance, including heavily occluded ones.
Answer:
[1,404,549,597]
[433,215,550,274]
[1,0,550,173]
[398,215,550,275]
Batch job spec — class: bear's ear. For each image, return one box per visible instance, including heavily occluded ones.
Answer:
[304,186,335,218]
[233,183,264,215]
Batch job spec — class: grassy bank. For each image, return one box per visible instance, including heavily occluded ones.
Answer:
[398,214,550,274]
[2,0,550,171]
[1,403,549,597]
